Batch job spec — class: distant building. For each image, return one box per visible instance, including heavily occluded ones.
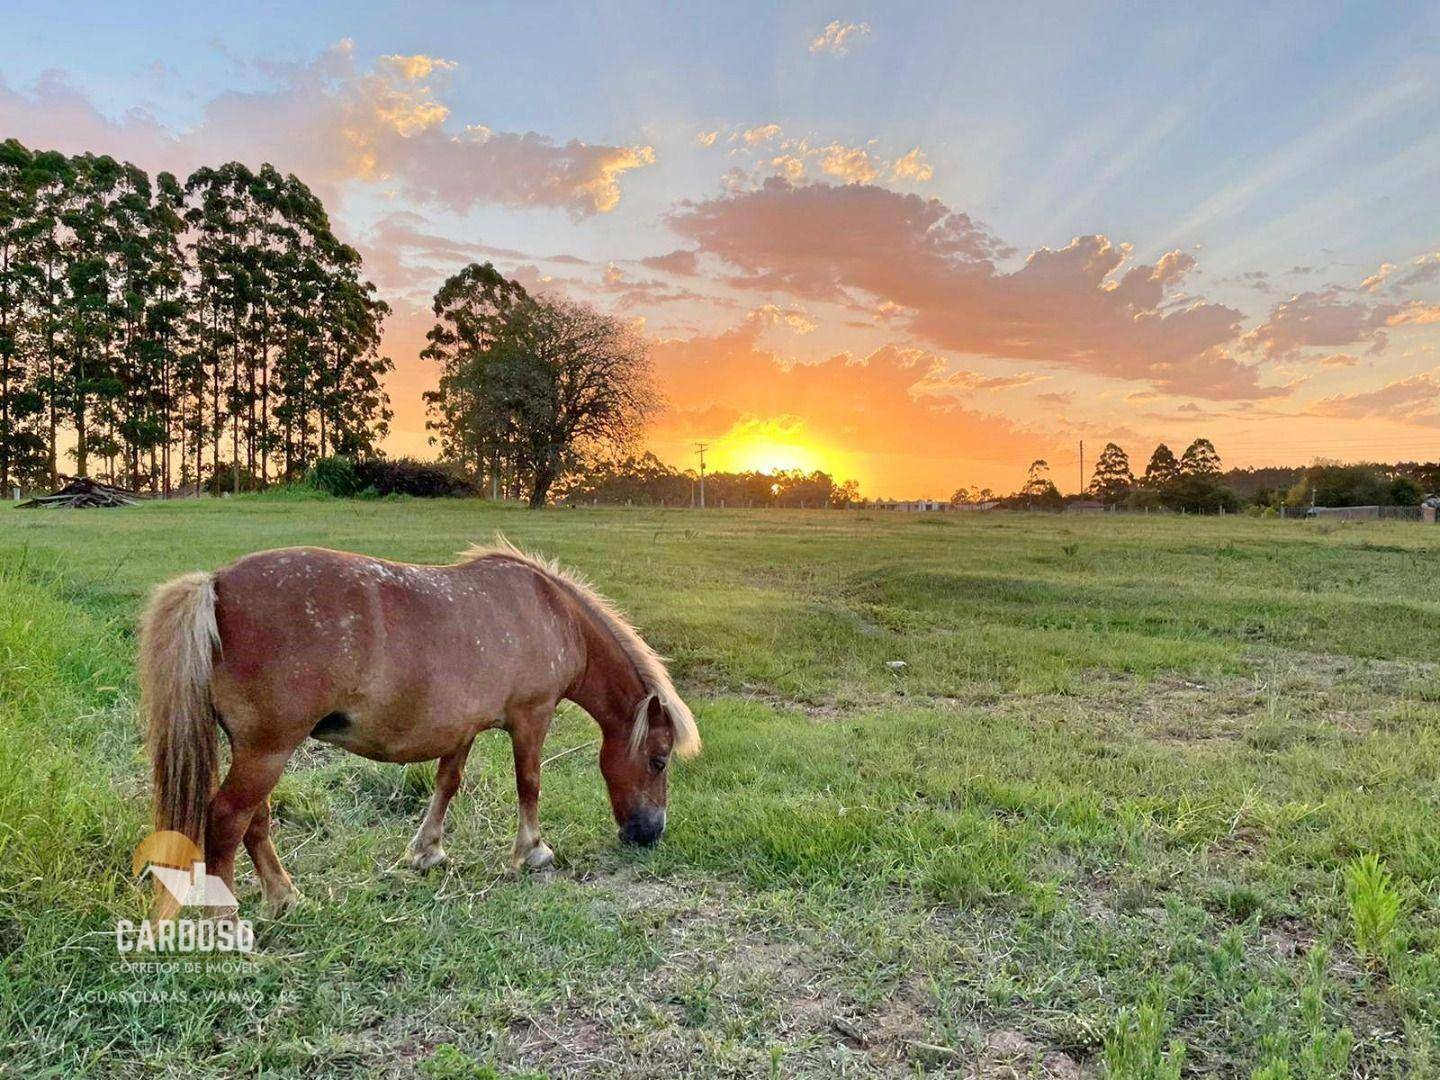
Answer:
[874,499,950,512]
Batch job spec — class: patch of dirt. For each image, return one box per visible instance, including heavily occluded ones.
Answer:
[966,1030,1087,1079]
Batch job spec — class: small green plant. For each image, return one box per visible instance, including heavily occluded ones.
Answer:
[1298,947,1355,1073]
[1103,1001,1186,1079]
[1344,853,1403,964]
[1061,542,1080,558]
[420,1044,499,1079]
[1250,1062,1292,1079]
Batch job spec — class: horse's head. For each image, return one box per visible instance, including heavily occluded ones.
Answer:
[599,694,683,845]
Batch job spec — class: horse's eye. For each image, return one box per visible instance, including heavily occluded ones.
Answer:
[649,755,669,774]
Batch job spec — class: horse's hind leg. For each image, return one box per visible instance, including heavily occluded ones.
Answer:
[244,796,298,914]
[205,747,291,915]
[409,739,474,871]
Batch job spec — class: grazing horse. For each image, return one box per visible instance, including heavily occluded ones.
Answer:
[138,541,700,916]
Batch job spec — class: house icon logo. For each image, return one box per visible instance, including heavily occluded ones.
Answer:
[132,831,239,910]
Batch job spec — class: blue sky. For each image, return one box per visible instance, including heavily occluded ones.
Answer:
[4,2,1440,493]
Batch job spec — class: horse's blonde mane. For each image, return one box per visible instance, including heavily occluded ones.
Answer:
[462,537,700,758]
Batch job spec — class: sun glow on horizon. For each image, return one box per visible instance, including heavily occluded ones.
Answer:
[704,416,855,478]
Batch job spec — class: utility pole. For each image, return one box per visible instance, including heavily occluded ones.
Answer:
[695,443,708,509]
[1079,439,1084,496]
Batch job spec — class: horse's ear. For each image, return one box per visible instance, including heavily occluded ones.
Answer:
[629,693,658,754]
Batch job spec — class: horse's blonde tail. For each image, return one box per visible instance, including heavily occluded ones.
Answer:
[139,572,221,870]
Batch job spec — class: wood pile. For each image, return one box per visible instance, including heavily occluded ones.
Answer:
[18,476,140,509]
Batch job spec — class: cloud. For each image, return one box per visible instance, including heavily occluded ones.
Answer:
[770,154,807,181]
[586,261,714,312]
[0,42,654,217]
[809,20,871,56]
[0,70,179,168]
[640,249,701,276]
[377,53,457,82]
[356,211,528,290]
[742,123,783,147]
[1310,371,1440,427]
[669,177,1279,399]
[913,365,1048,394]
[1245,289,1440,359]
[695,130,718,147]
[730,132,933,187]
[1360,262,1396,293]
[1398,252,1440,288]
[890,147,933,183]
[744,303,817,334]
[818,142,880,183]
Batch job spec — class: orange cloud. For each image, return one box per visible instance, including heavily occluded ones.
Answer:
[890,147,934,183]
[742,123,783,147]
[818,142,880,184]
[669,178,1276,400]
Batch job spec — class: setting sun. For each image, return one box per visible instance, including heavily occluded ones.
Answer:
[704,416,851,479]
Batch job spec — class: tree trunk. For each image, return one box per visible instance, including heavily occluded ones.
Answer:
[529,466,554,509]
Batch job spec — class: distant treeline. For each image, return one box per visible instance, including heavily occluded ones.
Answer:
[556,445,1437,513]
[0,140,392,494]
[561,452,862,507]
[953,441,1436,513]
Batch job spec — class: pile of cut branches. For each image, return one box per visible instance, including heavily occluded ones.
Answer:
[18,476,140,509]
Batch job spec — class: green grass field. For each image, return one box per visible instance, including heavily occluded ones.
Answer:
[3,498,1440,1077]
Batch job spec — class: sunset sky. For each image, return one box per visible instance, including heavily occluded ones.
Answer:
[5,2,1440,496]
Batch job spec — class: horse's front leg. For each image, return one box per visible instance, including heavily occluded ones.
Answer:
[509,705,555,870]
[408,738,474,871]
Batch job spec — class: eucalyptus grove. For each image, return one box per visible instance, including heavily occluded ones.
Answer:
[0,138,392,493]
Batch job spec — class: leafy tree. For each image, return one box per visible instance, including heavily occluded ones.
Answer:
[950,485,996,505]
[0,139,48,489]
[1390,475,1423,506]
[1143,443,1180,486]
[424,266,655,507]
[1180,437,1221,477]
[422,262,530,497]
[1022,459,1050,497]
[1285,462,1424,509]
[1088,442,1133,503]
[1164,473,1239,513]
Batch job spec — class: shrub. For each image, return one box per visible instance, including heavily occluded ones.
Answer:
[1390,475,1423,506]
[354,457,475,498]
[305,455,362,497]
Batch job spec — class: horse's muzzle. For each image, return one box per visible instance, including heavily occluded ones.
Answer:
[620,807,666,846]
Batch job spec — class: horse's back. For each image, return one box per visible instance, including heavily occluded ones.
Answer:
[208,547,580,759]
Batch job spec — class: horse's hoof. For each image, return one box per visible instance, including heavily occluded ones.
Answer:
[523,842,555,870]
[263,887,301,916]
[205,906,242,932]
[409,846,448,872]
